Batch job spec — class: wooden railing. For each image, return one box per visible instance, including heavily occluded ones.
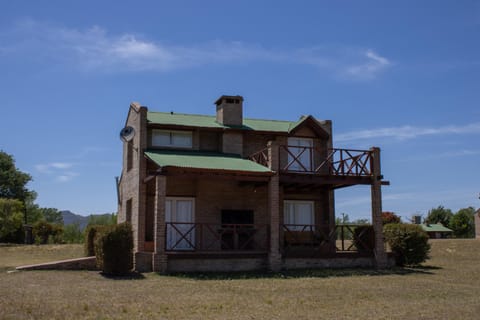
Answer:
[248,146,373,177]
[282,224,375,253]
[165,223,269,252]
[248,147,269,168]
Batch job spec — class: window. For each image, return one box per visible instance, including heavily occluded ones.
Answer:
[284,200,314,230]
[152,130,192,148]
[287,137,313,172]
[126,141,133,171]
[126,199,132,223]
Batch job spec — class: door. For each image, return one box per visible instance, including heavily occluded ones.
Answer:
[287,137,313,172]
[166,198,195,250]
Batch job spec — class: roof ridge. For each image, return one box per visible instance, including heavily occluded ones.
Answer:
[148,110,298,123]
[147,111,215,118]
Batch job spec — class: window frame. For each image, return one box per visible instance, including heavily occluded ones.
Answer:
[151,129,193,148]
[284,200,314,231]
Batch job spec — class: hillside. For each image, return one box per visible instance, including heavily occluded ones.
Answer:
[61,211,115,230]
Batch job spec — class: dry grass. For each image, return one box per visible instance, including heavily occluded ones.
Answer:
[0,244,84,272]
[1,240,480,319]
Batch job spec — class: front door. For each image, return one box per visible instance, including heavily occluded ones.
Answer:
[287,137,313,172]
[166,197,195,250]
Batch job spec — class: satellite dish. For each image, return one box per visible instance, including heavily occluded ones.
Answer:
[120,126,135,142]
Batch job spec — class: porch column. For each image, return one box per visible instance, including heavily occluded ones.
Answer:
[268,141,282,271]
[152,175,168,273]
[370,147,388,268]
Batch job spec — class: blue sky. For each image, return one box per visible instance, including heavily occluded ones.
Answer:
[1,1,479,221]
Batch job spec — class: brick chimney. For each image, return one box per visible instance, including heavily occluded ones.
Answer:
[215,95,244,126]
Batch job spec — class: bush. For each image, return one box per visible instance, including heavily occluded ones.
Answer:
[384,223,430,266]
[32,220,63,244]
[94,222,133,275]
[84,225,109,256]
[353,225,375,253]
[63,222,84,244]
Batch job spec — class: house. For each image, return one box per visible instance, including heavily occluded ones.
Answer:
[117,95,391,273]
[419,224,453,239]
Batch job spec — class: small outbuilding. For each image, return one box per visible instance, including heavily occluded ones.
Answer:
[419,224,453,239]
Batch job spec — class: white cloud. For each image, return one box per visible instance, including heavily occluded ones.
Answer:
[2,19,391,80]
[55,172,79,183]
[35,162,77,182]
[343,49,391,80]
[336,122,480,142]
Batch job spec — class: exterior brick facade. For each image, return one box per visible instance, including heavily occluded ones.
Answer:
[118,95,391,273]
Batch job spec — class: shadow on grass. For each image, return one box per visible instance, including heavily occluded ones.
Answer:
[163,265,441,280]
[100,271,145,280]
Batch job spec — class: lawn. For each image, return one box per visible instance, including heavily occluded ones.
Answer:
[1,240,479,319]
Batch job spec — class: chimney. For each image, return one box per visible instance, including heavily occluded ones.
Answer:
[215,95,244,126]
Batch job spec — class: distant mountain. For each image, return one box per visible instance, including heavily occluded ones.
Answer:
[61,210,116,230]
[61,210,90,230]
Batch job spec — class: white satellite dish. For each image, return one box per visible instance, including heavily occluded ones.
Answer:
[120,126,135,142]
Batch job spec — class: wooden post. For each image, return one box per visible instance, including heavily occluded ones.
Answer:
[370,147,388,268]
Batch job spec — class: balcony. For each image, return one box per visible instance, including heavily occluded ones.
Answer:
[248,146,387,188]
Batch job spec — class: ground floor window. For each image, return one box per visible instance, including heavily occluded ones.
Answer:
[284,200,314,230]
[165,197,195,250]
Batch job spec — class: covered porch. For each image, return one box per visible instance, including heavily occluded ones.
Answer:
[138,143,389,272]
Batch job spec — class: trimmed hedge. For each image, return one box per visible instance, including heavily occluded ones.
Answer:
[353,225,375,253]
[84,225,109,256]
[94,222,133,275]
[384,223,430,266]
[32,220,63,244]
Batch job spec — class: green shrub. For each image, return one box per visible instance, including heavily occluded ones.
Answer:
[63,222,84,244]
[384,223,430,266]
[84,225,109,256]
[94,222,133,275]
[353,225,375,253]
[32,220,63,244]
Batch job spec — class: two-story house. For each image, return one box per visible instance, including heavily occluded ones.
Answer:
[117,95,391,273]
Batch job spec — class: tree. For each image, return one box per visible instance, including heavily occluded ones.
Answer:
[87,213,117,227]
[40,207,64,225]
[335,213,350,225]
[425,206,453,226]
[0,198,24,242]
[381,211,401,225]
[0,151,33,202]
[63,222,84,243]
[449,207,475,238]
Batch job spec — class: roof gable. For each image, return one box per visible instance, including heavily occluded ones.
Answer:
[288,115,330,139]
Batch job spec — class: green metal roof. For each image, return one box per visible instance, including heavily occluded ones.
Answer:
[145,150,272,174]
[147,111,300,133]
[419,224,453,233]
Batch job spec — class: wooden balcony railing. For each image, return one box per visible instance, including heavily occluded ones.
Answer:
[248,146,373,177]
[282,224,375,253]
[165,223,269,252]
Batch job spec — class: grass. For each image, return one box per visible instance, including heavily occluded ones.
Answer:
[0,240,479,319]
[0,244,84,272]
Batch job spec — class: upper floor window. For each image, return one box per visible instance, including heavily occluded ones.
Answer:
[152,130,192,148]
[287,137,313,172]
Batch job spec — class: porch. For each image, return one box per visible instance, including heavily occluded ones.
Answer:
[141,143,389,272]
[154,222,376,257]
